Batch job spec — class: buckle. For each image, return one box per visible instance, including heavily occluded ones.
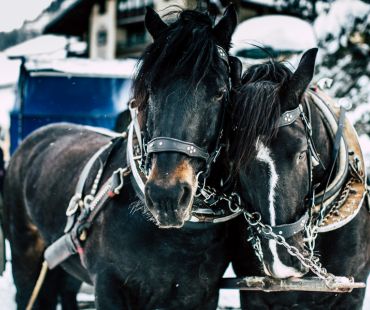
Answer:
[66,194,82,216]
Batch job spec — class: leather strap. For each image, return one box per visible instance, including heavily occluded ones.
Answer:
[216,45,229,71]
[278,105,301,127]
[147,137,210,161]
[262,212,309,239]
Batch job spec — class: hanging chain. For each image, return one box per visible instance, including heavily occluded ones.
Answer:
[195,182,242,213]
[318,177,354,225]
[197,181,338,286]
[242,210,337,286]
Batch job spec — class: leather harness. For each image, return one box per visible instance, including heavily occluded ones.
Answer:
[44,85,367,270]
[258,89,367,240]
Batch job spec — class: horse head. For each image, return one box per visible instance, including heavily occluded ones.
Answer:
[132,6,239,228]
[232,48,324,278]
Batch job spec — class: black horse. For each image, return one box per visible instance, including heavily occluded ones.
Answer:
[3,7,241,309]
[230,49,370,308]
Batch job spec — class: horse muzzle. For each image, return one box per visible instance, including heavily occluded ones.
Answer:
[145,180,194,228]
[261,239,309,279]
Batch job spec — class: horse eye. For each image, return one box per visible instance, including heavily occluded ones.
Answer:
[298,151,307,161]
[214,89,226,101]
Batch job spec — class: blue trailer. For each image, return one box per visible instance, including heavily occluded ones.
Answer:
[10,57,135,153]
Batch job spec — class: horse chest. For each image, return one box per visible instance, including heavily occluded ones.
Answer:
[81,207,229,306]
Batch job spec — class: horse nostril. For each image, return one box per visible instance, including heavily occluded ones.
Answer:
[179,183,192,208]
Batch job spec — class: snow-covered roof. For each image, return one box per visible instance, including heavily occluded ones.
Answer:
[25,58,137,79]
[243,0,279,7]
[5,35,69,59]
[230,15,317,57]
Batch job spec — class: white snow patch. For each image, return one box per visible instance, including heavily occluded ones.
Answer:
[5,35,69,60]
[0,54,20,86]
[25,57,137,79]
[347,105,370,127]
[0,87,16,130]
[314,0,370,43]
[218,264,240,309]
[358,134,370,173]
[231,15,317,56]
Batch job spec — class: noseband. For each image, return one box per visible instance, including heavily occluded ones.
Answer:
[143,45,231,178]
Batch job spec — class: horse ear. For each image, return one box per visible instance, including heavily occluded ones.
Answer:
[285,48,318,105]
[213,5,237,50]
[145,7,168,40]
[229,56,242,88]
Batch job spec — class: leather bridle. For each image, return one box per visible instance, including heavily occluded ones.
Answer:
[261,100,323,239]
[142,45,231,179]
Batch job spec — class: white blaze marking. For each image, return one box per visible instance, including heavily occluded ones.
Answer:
[256,141,278,225]
[256,141,303,278]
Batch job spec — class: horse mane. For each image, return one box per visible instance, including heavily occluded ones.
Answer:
[231,60,293,171]
[133,9,225,111]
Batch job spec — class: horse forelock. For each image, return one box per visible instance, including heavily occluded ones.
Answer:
[133,10,225,111]
[231,61,293,171]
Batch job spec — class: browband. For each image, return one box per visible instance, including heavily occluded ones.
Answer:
[216,45,229,69]
[147,137,210,161]
[279,105,302,127]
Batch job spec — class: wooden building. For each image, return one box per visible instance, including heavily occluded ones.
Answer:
[43,0,297,59]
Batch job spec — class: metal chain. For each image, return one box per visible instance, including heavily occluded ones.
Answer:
[305,161,362,260]
[318,177,354,225]
[196,182,337,285]
[247,227,264,262]
[242,211,337,286]
[195,183,242,213]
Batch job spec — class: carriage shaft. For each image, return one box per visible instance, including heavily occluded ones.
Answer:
[220,277,366,293]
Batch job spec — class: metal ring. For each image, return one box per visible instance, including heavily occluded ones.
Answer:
[84,195,94,207]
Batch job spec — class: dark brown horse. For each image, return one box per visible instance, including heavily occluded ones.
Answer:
[3,7,242,309]
[230,49,370,309]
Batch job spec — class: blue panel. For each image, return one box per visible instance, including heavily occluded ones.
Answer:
[10,113,117,153]
[23,76,132,116]
[10,74,132,154]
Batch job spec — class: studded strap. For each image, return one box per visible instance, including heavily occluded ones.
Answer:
[146,137,210,161]
[278,105,301,127]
